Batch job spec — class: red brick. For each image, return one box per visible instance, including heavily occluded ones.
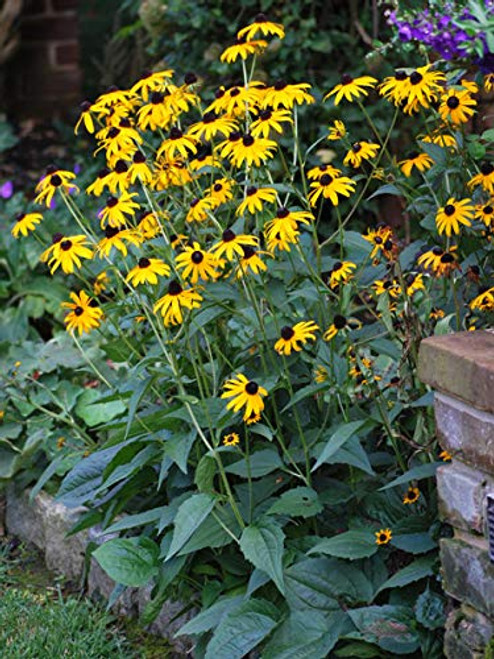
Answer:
[54,42,79,67]
[21,15,78,41]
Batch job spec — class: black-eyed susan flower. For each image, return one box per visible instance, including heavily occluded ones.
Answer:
[375,528,392,545]
[223,432,240,447]
[372,278,401,298]
[130,68,174,101]
[430,307,445,321]
[439,89,476,125]
[403,487,420,505]
[484,73,494,92]
[399,151,434,178]
[35,166,78,207]
[406,273,425,296]
[364,226,394,260]
[157,127,198,160]
[137,211,163,240]
[93,271,109,296]
[87,168,111,196]
[475,202,494,227]
[154,155,193,189]
[220,37,267,63]
[306,163,342,181]
[188,111,238,141]
[221,373,268,423]
[175,242,221,283]
[95,123,142,164]
[97,225,142,257]
[379,70,409,105]
[327,261,356,288]
[235,245,268,278]
[236,186,277,215]
[274,320,319,355]
[126,257,171,286]
[186,196,215,223]
[93,86,135,112]
[264,207,313,252]
[189,147,220,172]
[324,73,377,105]
[436,197,474,236]
[323,314,361,342]
[439,449,452,461]
[401,65,446,112]
[228,133,277,168]
[206,178,234,207]
[344,141,380,168]
[421,130,456,149]
[11,212,43,238]
[237,13,285,41]
[99,192,140,228]
[106,160,131,194]
[262,80,314,109]
[418,246,459,277]
[137,92,174,132]
[208,82,265,117]
[250,107,293,138]
[308,172,356,206]
[128,151,153,184]
[314,365,329,383]
[62,290,103,336]
[74,100,95,134]
[327,119,346,141]
[470,287,494,312]
[211,229,259,261]
[468,162,494,194]
[40,234,93,275]
[153,280,202,326]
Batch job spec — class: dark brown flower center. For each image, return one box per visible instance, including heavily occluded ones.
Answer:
[395,70,407,81]
[341,73,353,85]
[281,325,295,340]
[169,127,183,139]
[255,12,267,22]
[151,91,164,104]
[276,207,289,218]
[138,257,151,268]
[60,240,72,251]
[16,213,25,222]
[108,127,120,138]
[213,183,223,192]
[133,151,146,163]
[481,162,494,175]
[243,134,255,146]
[320,173,333,186]
[222,229,235,242]
[259,109,272,120]
[105,225,121,238]
[447,95,460,109]
[432,246,444,255]
[441,253,454,263]
[50,174,62,186]
[332,261,342,271]
[274,79,287,91]
[114,160,128,174]
[106,196,118,208]
[245,381,259,394]
[242,245,256,259]
[246,186,257,196]
[334,314,347,329]
[409,71,423,85]
[80,100,92,112]
[444,204,456,216]
[191,250,204,264]
[168,280,182,295]
[202,111,216,123]
[352,143,362,153]
[484,205,494,214]
[74,306,84,316]
[184,72,197,85]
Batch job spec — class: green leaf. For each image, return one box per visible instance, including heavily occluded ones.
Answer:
[414,587,446,630]
[348,605,420,655]
[92,537,159,587]
[334,641,383,657]
[267,486,322,518]
[309,530,378,560]
[367,183,401,200]
[284,558,341,612]
[178,504,241,555]
[104,507,163,534]
[226,448,282,478]
[240,519,285,594]
[167,493,216,559]
[379,463,440,490]
[419,140,446,165]
[391,533,437,555]
[375,556,435,594]
[75,390,126,427]
[312,421,367,472]
[281,383,327,412]
[194,454,217,493]
[176,595,244,636]
[204,598,280,659]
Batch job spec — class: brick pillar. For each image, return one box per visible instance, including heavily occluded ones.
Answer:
[6,0,81,118]
[418,331,494,659]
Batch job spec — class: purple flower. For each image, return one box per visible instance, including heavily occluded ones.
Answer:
[0,180,13,199]
[74,163,81,175]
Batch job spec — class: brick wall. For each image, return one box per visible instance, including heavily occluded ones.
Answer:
[419,331,494,659]
[6,0,81,118]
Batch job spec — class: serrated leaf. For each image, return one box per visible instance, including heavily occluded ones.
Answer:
[267,486,322,518]
[167,493,216,559]
[308,530,378,560]
[240,519,285,594]
[92,537,159,587]
[284,558,341,612]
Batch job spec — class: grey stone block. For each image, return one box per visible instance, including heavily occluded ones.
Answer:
[437,461,494,534]
[445,605,494,659]
[5,484,46,550]
[441,537,494,618]
[435,393,494,473]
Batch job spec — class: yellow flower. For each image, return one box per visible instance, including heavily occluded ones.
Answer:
[99,192,140,228]
[87,168,111,196]
[307,164,342,180]
[61,290,103,336]
[207,82,264,117]
[470,287,494,312]
[221,373,268,423]
[274,321,319,355]
[153,280,202,327]
[439,449,452,461]
[399,151,434,177]
[223,432,241,447]
[439,89,476,125]
[130,69,174,102]
[475,202,494,227]
[468,162,494,194]
[128,151,154,184]
[401,65,446,113]
[154,156,193,189]
[41,234,93,275]
[227,133,277,168]
[417,246,458,277]
[375,528,392,545]
[235,246,268,278]
[74,100,95,134]
[236,186,277,215]
[430,307,445,321]
[264,208,313,252]
[157,127,198,160]
[250,108,293,138]
[220,37,267,63]
[327,261,356,289]
[137,211,163,240]
[93,271,109,296]
[186,196,215,223]
[237,13,285,41]
[406,273,425,296]
[97,225,142,257]
[34,166,78,207]
[211,229,259,261]
[344,141,380,168]
[323,314,361,342]
[308,172,356,206]
[188,112,238,141]
[126,257,171,286]
[327,119,346,141]
[314,366,328,383]
[484,73,494,92]
[403,487,420,505]
[364,226,394,259]
[11,212,43,238]
[205,178,234,207]
[436,197,474,236]
[106,160,131,194]
[421,131,456,149]
[372,279,401,298]
[324,73,377,105]
[262,81,314,109]
[175,242,221,283]
[379,70,409,105]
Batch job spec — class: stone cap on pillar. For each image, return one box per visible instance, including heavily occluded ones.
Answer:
[418,330,494,414]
